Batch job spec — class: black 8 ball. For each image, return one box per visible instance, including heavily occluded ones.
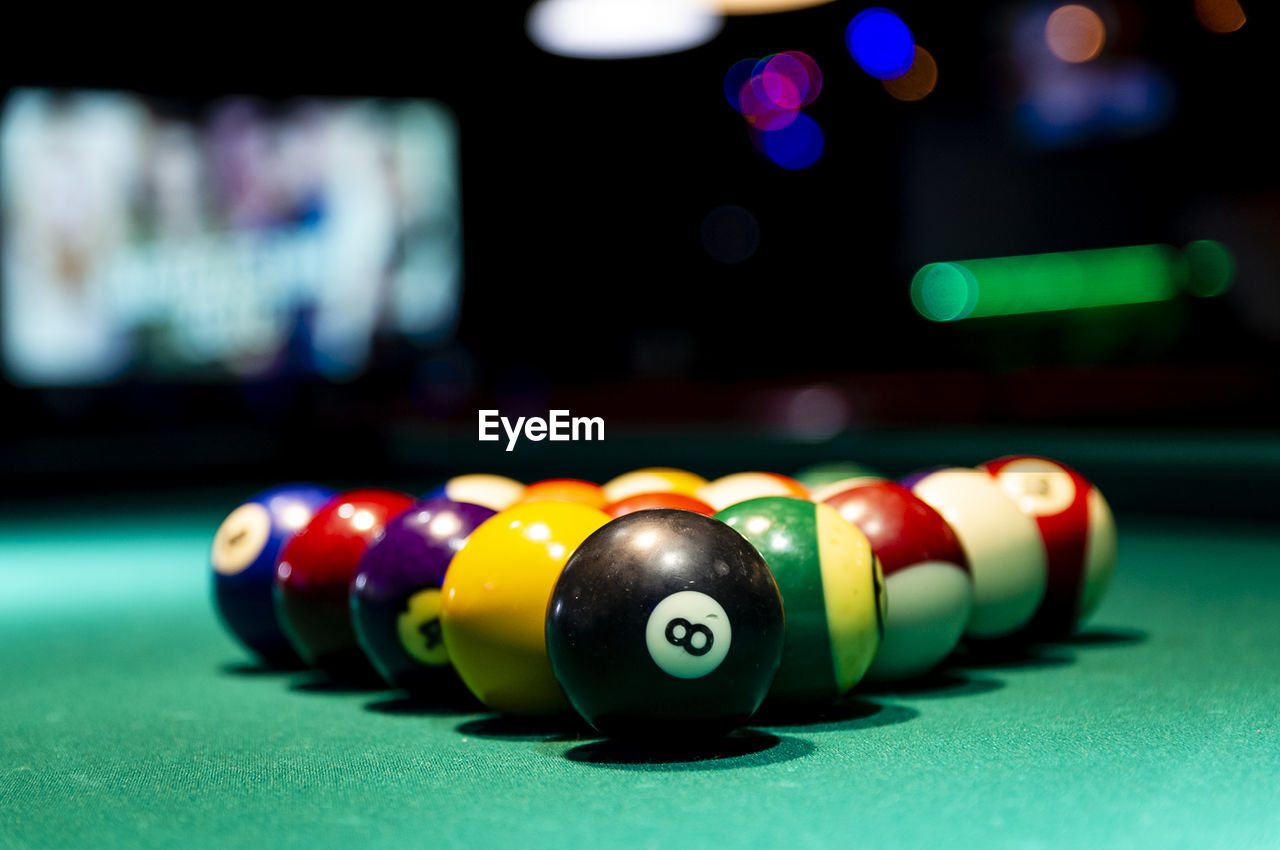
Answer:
[546,509,785,739]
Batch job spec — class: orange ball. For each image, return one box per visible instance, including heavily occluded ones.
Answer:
[603,492,716,518]
[516,478,607,509]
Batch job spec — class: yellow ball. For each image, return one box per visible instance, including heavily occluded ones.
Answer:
[440,501,611,715]
[601,467,707,503]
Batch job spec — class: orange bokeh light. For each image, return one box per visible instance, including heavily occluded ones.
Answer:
[713,0,836,13]
[1195,0,1246,33]
[882,45,938,102]
[1045,5,1105,63]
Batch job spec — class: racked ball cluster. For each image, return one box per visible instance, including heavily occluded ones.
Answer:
[209,458,1118,740]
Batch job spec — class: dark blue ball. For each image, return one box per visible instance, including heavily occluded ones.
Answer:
[211,484,336,667]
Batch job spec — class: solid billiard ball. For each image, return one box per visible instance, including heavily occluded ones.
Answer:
[907,468,1047,640]
[426,474,524,512]
[546,509,785,738]
[350,498,496,698]
[601,468,708,503]
[696,472,810,511]
[440,501,610,715]
[716,497,884,705]
[978,455,1117,639]
[602,491,716,518]
[274,488,416,681]
[210,484,336,668]
[515,478,607,509]
[824,481,972,680]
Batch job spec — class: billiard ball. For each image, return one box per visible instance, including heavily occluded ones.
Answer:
[716,497,884,705]
[793,461,885,493]
[350,498,496,698]
[210,484,336,668]
[824,481,972,680]
[426,474,524,512]
[440,501,610,715]
[907,468,1047,640]
[696,472,810,511]
[808,474,889,503]
[602,491,716,518]
[601,467,708,503]
[515,478,607,509]
[546,509,785,738]
[978,455,1117,639]
[274,488,416,680]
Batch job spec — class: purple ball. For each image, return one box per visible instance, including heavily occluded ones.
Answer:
[899,465,953,491]
[350,497,496,698]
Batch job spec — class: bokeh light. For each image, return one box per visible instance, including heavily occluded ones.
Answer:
[756,111,825,170]
[526,0,723,60]
[727,52,821,118]
[1184,240,1236,297]
[724,52,823,168]
[723,58,759,111]
[1195,0,1246,34]
[911,263,978,322]
[780,384,852,441]
[762,52,821,109]
[881,45,938,101]
[911,244,1205,322]
[846,8,915,80]
[1045,5,1106,64]
[713,0,837,12]
[701,205,761,263]
[737,77,801,130]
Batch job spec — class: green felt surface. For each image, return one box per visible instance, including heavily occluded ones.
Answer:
[2,501,1278,850]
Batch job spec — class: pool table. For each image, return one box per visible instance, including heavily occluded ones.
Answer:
[2,459,1278,850]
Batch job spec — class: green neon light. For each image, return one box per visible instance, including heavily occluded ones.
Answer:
[911,241,1235,322]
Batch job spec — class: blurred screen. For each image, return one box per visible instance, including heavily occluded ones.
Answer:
[1,90,460,385]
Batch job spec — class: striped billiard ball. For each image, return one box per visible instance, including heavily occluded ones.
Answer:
[426,474,525,512]
[979,456,1117,639]
[717,497,884,705]
[824,480,972,680]
[696,471,810,511]
[907,468,1048,641]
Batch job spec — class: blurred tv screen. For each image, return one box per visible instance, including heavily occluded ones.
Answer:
[1,89,461,385]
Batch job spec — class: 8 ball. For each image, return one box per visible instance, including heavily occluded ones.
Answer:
[546,509,785,739]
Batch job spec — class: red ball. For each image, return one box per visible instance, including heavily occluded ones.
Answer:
[603,492,717,519]
[275,488,416,680]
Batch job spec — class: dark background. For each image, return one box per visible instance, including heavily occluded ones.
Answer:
[2,1,1277,497]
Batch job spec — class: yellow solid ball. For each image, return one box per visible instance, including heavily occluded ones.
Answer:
[440,501,611,715]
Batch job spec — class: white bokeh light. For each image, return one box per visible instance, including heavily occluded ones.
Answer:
[527,0,723,60]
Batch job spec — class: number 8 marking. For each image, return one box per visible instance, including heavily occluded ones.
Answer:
[645,591,732,679]
[665,617,714,656]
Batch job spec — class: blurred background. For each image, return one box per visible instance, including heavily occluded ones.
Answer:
[1,1,1276,511]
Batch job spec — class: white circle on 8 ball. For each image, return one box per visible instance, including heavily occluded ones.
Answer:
[644,591,732,679]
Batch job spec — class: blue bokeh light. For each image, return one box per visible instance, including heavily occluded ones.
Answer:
[846,8,915,80]
[760,112,824,170]
[724,58,759,111]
